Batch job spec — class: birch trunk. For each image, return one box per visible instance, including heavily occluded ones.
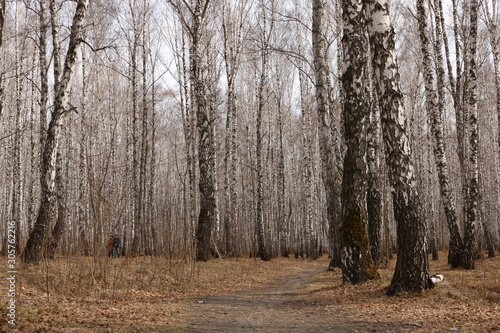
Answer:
[463,0,479,269]
[312,0,342,268]
[277,95,287,257]
[221,0,244,256]
[484,0,500,172]
[339,0,378,284]
[22,0,90,264]
[48,144,66,258]
[298,57,315,260]
[50,0,61,89]
[254,0,272,261]
[176,29,196,254]
[140,23,151,254]
[149,47,157,254]
[78,50,89,255]
[188,0,218,262]
[367,82,383,267]
[130,0,141,255]
[417,0,464,268]
[38,0,48,159]
[256,47,270,261]
[366,0,432,295]
[12,1,23,244]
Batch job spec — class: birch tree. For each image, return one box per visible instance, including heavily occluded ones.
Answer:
[416,0,464,268]
[482,0,500,153]
[463,0,480,269]
[312,0,342,268]
[367,81,383,267]
[22,0,90,264]
[254,0,273,262]
[366,0,433,295]
[339,0,378,284]
[168,0,217,261]
[221,0,248,257]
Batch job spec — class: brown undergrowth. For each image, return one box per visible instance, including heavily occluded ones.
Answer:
[301,253,499,332]
[0,252,498,332]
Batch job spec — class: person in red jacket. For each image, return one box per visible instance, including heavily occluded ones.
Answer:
[107,235,114,258]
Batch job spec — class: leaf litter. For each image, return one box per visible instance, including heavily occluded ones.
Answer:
[0,252,498,332]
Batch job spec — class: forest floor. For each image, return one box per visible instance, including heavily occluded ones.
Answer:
[0,251,499,332]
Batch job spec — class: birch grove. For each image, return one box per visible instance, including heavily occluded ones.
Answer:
[0,0,498,294]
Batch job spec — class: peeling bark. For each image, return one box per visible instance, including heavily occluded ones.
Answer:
[366,0,432,295]
[340,0,378,284]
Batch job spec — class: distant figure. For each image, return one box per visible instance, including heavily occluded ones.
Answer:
[107,235,114,258]
[112,235,121,258]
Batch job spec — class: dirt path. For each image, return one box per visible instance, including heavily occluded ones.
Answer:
[181,266,412,333]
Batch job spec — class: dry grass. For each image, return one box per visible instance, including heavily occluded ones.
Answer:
[301,253,500,332]
[0,255,322,332]
[0,252,498,332]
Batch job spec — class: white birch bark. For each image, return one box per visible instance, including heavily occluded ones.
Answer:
[22,0,90,264]
[366,0,432,295]
[12,0,23,234]
[483,0,500,165]
[221,0,247,257]
[367,80,382,267]
[339,0,378,284]
[463,0,480,269]
[417,0,464,268]
[312,0,342,268]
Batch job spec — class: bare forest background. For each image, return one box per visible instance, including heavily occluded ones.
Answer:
[0,0,499,294]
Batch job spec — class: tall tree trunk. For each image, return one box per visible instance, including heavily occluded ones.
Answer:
[38,0,49,162]
[339,0,378,284]
[255,47,270,262]
[12,1,23,250]
[22,0,90,264]
[50,0,61,89]
[129,0,141,255]
[149,45,157,255]
[366,0,432,295]
[221,0,244,257]
[223,82,235,255]
[28,56,38,234]
[417,0,464,268]
[276,78,287,257]
[176,28,196,255]
[254,0,272,261]
[484,2,500,250]
[298,56,316,260]
[140,22,151,255]
[188,0,217,262]
[78,47,89,255]
[312,0,342,268]
[367,81,383,267]
[463,0,480,270]
[46,0,65,258]
[48,145,66,258]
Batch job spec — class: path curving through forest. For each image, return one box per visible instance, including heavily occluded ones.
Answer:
[182,266,419,333]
